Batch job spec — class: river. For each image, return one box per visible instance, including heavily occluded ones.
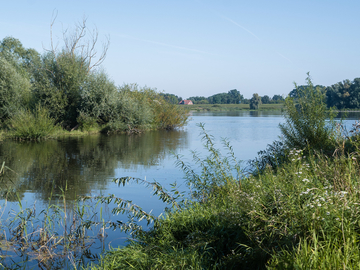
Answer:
[0,110,358,268]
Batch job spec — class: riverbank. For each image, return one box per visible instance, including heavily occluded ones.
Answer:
[91,78,360,269]
[91,142,360,269]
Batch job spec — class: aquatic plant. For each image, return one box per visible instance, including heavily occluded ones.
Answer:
[0,175,109,269]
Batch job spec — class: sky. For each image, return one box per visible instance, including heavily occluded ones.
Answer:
[1,0,360,99]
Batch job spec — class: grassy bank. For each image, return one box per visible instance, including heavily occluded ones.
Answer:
[186,103,284,112]
[92,148,360,269]
[89,76,360,269]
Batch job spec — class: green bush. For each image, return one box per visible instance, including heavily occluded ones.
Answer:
[8,105,56,140]
[152,97,189,130]
[280,73,337,154]
[77,112,99,133]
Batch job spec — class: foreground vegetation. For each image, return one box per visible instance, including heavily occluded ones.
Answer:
[88,75,360,269]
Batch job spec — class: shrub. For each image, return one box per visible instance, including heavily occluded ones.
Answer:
[249,140,287,174]
[8,105,56,140]
[76,112,99,133]
[280,73,337,154]
[152,97,189,130]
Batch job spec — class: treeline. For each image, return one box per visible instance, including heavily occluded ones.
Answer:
[187,89,243,104]
[326,78,360,109]
[183,90,284,105]
[288,78,360,110]
[0,26,187,139]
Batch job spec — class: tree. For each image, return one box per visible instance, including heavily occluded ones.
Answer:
[32,15,110,128]
[325,79,360,109]
[250,93,261,109]
[0,57,31,120]
[261,95,271,104]
[272,94,284,103]
[0,37,38,121]
[227,89,243,104]
[49,15,109,74]
[161,93,182,104]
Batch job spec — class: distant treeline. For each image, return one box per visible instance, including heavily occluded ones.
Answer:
[289,78,360,110]
[162,90,284,105]
[163,77,360,110]
[0,31,187,138]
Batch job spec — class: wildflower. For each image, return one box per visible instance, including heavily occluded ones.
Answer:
[302,178,310,182]
[317,203,322,207]
[326,212,330,215]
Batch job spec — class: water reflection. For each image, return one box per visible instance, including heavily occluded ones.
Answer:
[336,111,360,120]
[0,130,189,202]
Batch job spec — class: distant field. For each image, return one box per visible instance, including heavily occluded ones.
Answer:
[178,103,284,112]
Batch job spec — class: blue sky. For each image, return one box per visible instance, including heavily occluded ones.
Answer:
[1,0,360,99]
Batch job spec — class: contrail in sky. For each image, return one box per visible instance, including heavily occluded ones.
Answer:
[222,16,262,41]
[276,52,292,63]
[221,15,292,63]
[117,34,215,55]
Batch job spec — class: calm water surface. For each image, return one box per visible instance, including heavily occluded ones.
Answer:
[0,110,358,268]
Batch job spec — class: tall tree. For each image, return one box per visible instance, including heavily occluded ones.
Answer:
[261,95,271,104]
[250,93,262,109]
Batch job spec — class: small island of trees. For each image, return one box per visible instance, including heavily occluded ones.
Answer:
[0,22,188,140]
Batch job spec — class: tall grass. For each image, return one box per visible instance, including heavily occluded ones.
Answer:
[7,105,57,140]
[0,169,109,269]
[89,131,360,269]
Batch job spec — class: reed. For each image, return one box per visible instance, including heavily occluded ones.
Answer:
[0,175,108,269]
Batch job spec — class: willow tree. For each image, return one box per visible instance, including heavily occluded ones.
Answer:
[250,93,261,110]
[32,15,110,128]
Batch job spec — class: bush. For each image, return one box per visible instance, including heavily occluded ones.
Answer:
[152,97,189,130]
[76,112,99,133]
[280,73,337,154]
[8,105,56,140]
[249,140,287,174]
